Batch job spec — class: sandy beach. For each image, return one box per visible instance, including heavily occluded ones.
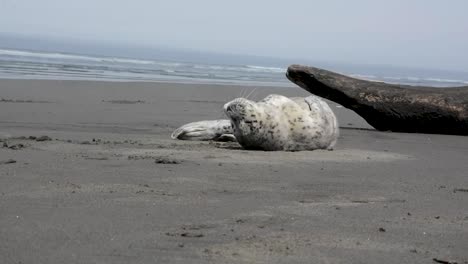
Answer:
[0,79,467,264]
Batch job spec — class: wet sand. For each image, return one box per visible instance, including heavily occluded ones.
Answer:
[0,79,467,264]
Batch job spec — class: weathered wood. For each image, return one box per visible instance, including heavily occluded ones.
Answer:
[286,65,468,135]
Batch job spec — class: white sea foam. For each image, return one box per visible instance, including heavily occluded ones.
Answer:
[0,48,156,65]
[104,57,155,65]
[0,48,102,62]
[193,64,227,71]
[350,74,378,80]
[382,76,468,85]
[425,78,468,84]
[245,65,286,73]
[348,73,468,87]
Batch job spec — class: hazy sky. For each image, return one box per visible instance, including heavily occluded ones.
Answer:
[1,0,467,71]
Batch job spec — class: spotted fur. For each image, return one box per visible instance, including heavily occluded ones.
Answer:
[223,94,339,151]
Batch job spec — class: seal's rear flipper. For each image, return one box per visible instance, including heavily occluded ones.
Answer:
[171,120,234,141]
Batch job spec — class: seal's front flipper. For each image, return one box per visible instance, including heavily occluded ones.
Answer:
[215,134,237,142]
[171,120,235,141]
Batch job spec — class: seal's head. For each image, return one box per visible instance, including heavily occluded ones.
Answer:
[224,98,266,149]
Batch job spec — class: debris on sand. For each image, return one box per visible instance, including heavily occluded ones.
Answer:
[165,232,204,238]
[83,156,109,160]
[5,143,25,150]
[128,155,154,160]
[35,135,52,142]
[102,99,145,104]
[1,136,52,145]
[453,188,468,193]
[155,157,182,164]
[0,98,51,103]
[0,159,17,165]
[432,258,460,264]
[180,232,204,238]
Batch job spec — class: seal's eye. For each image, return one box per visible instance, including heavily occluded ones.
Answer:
[227,103,244,114]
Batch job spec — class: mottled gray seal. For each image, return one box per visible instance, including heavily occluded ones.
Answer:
[171,94,338,151]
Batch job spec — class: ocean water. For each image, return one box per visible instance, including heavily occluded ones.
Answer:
[0,48,467,87]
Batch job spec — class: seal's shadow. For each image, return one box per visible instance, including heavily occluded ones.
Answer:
[213,142,278,152]
[213,142,244,150]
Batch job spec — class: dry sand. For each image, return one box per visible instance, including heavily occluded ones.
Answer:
[0,79,467,264]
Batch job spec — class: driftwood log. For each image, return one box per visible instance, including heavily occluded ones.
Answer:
[286,65,468,135]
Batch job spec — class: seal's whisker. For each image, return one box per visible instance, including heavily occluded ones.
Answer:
[245,87,258,100]
[217,108,227,119]
[252,91,259,101]
[240,87,247,98]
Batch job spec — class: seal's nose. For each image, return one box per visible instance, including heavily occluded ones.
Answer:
[224,102,238,113]
[223,103,231,113]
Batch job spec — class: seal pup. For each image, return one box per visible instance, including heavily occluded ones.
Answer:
[172,94,338,151]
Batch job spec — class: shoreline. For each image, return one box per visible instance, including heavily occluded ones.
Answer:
[0,79,466,263]
[0,76,295,88]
